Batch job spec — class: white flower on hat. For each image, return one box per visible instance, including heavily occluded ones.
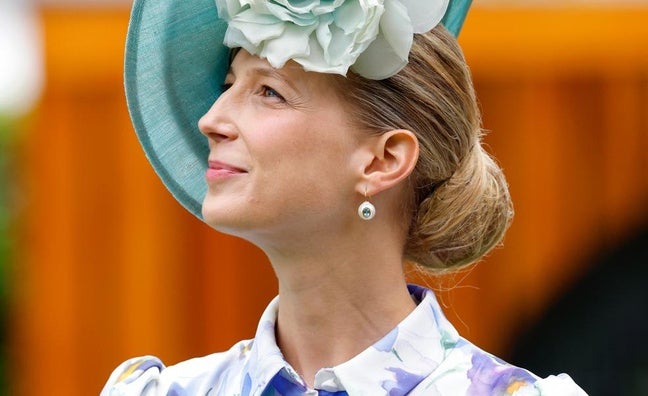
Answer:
[215,0,449,80]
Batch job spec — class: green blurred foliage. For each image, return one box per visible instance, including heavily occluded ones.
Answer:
[0,116,12,395]
[0,117,10,301]
[0,119,11,284]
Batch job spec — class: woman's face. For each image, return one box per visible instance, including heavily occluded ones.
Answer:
[199,50,366,246]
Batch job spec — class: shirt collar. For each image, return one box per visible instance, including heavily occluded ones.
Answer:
[245,284,460,395]
[325,285,461,394]
[243,295,304,395]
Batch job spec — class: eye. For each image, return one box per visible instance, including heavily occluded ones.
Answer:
[261,85,285,101]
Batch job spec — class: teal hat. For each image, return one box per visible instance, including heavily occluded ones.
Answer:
[125,0,473,220]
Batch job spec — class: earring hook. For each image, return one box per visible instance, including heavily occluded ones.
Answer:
[358,186,376,220]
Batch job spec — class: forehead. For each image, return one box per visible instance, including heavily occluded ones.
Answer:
[229,50,345,93]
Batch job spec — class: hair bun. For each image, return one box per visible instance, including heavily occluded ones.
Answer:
[405,143,513,271]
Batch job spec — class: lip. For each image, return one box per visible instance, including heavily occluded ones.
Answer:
[205,160,247,181]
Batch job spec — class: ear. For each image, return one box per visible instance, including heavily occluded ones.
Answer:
[357,129,419,196]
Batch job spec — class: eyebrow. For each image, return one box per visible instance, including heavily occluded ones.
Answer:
[226,65,300,92]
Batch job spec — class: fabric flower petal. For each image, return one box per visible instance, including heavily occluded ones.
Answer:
[264,2,317,26]
[351,0,412,79]
[399,0,449,33]
[223,26,262,56]
[261,23,315,68]
[229,11,286,46]
[379,0,413,59]
[293,35,350,75]
[312,0,346,15]
[334,0,367,34]
[272,0,320,14]
[314,15,333,54]
[215,0,244,20]
[351,34,408,79]
[334,0,383,40]
[326,24,356,66]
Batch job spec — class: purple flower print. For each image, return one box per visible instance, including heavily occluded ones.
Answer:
[467,353,536,395]
[266,369,308,396]
[382,367,426,396]
[374,327,399,353]
[121,357,163,385]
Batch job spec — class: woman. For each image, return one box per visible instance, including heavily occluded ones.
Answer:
[103,0,587,394]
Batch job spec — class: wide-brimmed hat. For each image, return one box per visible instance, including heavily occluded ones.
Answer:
[125,0,472,220]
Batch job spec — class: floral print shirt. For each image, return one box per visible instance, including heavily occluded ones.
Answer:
[101,285,587,395]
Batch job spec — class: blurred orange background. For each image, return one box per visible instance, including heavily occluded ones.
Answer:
[4,2,648,395]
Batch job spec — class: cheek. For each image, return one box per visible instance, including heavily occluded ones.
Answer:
[248,99,359,164]
[252,122,356,201]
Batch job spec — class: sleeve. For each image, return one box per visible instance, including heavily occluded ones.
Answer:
[100,356,165,396]
[514,374,589,396]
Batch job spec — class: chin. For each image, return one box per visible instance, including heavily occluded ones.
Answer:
[202,199,253,236]
[202,196,229,224]
[202,205,236,230]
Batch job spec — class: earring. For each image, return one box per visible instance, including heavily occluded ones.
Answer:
[357,189,376,220]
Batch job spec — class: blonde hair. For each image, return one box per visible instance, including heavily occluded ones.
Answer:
[341,26,513,272]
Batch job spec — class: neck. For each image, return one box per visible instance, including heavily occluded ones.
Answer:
[263,227,416,388]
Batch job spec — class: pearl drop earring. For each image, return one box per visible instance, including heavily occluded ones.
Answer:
[357,188,376,220]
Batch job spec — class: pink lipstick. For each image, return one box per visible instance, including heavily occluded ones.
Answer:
[205,160,246,181]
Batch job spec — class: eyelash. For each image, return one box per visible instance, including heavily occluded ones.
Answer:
[220,83,285,102]
[261,85,284,101]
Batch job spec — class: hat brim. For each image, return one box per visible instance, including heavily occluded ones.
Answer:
[125,0,230,219]
[124,0,472,221]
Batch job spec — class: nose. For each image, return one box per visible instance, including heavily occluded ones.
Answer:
[198,90,238,142]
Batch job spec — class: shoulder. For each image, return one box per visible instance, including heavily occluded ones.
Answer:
[100,356,163,396]
[412,338,587,395]
[100,339,254,396]
[520,374,588,396]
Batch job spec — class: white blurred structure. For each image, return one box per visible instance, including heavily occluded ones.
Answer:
[476,0,648,6]
[0,0,43,118]
[37,0,131,5]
